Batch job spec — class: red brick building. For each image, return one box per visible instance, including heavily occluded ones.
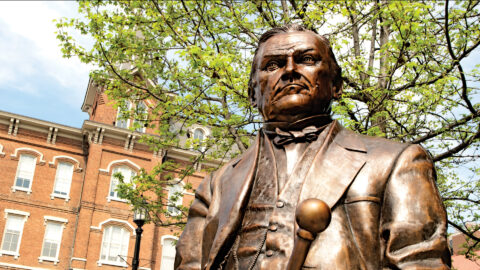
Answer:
[0,79,217,270]
[449,229,480,270]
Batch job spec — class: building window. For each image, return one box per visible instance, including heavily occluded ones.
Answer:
[108,166,136,202]
[99,225,129,266]
[39,220,65,264]
[13,154,36,193]
[167,182,184,216]
[116,100,147,132]
[160,236,177,270]
[133,101,147,133]
[51,162,74,201]
[193,128,205,141]
[0,210,29,258]
[115,100,131,129]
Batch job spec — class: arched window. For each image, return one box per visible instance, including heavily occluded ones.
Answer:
[160,236,177,270]
[115,100,148,132]
[193,128,205,141]
[108,165,136,202]
[99,225,130,266]
[133,101,147,133]
[115,100,131,129]
[14,154,36,193]
[39,216,67,264]
[0,209,29,258]
[51,162,74,200]
[167,182,184,216]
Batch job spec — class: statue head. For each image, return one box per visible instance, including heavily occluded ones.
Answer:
[248,24,343,123]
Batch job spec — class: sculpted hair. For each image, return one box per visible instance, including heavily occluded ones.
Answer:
[248,24,342,104]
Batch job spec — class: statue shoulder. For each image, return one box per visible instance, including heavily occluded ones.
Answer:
[212,136,260,180]
[336,125,410,157]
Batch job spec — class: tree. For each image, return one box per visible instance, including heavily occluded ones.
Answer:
[57,0,480,257]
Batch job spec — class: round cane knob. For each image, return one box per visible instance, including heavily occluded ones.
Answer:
[295,198,331,234]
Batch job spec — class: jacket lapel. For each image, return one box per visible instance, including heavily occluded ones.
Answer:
[299,122,367,208]
[205,134,261,269]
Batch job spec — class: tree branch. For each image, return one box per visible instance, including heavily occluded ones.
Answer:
[445,0,477,115]
[448,220,480,243]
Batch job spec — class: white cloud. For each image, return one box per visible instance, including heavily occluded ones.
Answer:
[0,1,94,106]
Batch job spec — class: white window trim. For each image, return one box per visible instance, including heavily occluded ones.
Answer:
[161,235,179,243]
[115,101,132,130]
[50,193,70,201]
[97,259,128,267]
[167,180,185,217]
[50,161,74,202]
[160,235,178,270]
[11,186,32,194]
[0,144,5,158]
[99,159,141,174]
[189,126,210,152]
[11,154,37,194]
[133,101,147,133]
[0,209,29,259]
[38,216,67,265]
[0,262,51,270]
[115,101,148,133]
[97,219,136,235]
[106,164,138,203]
[107,196,128,203]
[44,216,68,224]
[48,155,82,172]
[10,147,46,164]
[97,224,131,267]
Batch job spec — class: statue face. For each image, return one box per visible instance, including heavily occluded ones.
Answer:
[252,31,341,123]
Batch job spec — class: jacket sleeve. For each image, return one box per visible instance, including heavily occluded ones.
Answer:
[381,144,451,269]
[175,173,214,270]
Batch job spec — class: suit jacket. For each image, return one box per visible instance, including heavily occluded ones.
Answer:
[175,121,451,270]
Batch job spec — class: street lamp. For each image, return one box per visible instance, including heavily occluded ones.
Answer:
[132,205,147,270]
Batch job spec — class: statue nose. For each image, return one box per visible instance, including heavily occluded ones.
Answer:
[282,57,299,82]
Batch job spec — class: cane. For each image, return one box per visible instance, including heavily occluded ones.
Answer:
[286,199,331,270]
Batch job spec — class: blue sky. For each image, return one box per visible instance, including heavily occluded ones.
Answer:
[0,1,92,128]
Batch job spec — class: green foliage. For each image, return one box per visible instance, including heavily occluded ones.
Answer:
[57,0,480,257]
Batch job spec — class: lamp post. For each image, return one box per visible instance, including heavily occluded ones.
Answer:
[132,205,146,270]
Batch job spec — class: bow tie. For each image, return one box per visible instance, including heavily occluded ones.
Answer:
[262,114,333,146]
[265,125,328,146]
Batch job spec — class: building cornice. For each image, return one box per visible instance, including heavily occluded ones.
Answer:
[81,77,98,113]
[0,110,83,142]
[0,110,224,168]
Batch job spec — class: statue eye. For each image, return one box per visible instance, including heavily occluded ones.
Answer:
[265,61,280,71]
[302,55,315,63]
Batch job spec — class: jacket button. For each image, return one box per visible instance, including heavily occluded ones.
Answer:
[266,250,274,257]
[269,224,277,231]
[276,201,285,208]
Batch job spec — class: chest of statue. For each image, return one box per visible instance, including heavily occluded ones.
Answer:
[225,138,308,270]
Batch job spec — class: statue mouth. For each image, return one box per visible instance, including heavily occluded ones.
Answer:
[272,84,309,102]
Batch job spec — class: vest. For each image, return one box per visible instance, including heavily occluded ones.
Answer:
[224,126,331,270]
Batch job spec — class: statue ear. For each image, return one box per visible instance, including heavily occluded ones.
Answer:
[332,80,343,100]
[248,82,258,107]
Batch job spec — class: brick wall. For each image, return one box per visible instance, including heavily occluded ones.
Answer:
[0,88,214,270]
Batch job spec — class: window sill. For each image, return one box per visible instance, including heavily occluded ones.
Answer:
[11,186,31,194]
[38,256,59,264]
[166,211,181,217]
[107,196,127,203]
[0,250,19,259]
[50,193,70,202]
[97,260,127,267]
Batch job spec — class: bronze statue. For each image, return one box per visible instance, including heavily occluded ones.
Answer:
[175,24,451,270]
